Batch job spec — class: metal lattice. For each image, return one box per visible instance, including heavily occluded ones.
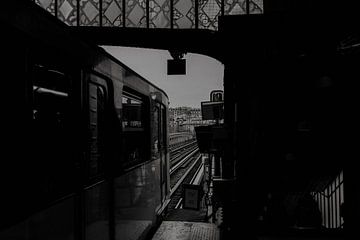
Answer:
[126,0,147,27]
[79,0,100,26]
[149,0,171,28]
[58,0,78,26]
[34,0,263,30]
[103,0,123,26]
[173,0,196,29]
[199,0,221,30]
[35,0,56,14]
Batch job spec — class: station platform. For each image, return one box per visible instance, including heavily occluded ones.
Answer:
[150,153,222,240]
[165,208,208,222]
[151,221,220,240]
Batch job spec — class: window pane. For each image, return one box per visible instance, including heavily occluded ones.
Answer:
[199,0,221,30]
[249,0,264,14]
[79,0,100,26]
[32,65,74,200]
[89,83,106,177]
[152,106,159,159]
[173,0,196,29]
[149,0,171,28]
[35,0,56,16]
[224,0,246,15]
[122,95,144,129]
[57,0,78,26]
[122,93,147,167]
[103,0,123,26]
[126,0,147,27]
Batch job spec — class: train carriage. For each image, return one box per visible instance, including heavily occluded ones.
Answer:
[1,1,170,239]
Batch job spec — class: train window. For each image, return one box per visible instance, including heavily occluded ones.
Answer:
[152,104,167,155]
[122,94,144,130]
[161,105,167,148]
[121,92,147,167]
[32,65,74,200]
[152,106,160,159]
[160,104,167,202]
[88,80,107,178]
[151,103,167,202]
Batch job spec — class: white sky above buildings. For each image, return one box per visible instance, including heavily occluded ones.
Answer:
[102,46,224,108]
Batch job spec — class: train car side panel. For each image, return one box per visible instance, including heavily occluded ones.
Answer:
[1,1,170,240]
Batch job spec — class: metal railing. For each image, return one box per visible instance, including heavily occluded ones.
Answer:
[311,170,344,229]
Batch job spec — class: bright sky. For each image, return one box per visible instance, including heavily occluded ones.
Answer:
[102,46,224,109]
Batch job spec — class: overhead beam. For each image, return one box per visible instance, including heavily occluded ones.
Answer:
[70,27,224,63]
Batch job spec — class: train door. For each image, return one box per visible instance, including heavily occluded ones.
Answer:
[162,104,169,202]
[84,73,111,240]
[157,103,168,203]
[0,62,79,239]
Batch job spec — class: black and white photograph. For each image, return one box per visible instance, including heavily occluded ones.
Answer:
[1,1,354,239]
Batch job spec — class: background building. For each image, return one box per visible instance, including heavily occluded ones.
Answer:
[169,107,209,133]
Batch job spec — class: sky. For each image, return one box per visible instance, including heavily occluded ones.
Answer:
[102,46,224,109]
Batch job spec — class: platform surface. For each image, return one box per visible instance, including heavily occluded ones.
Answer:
[152,221,220,240]
[165,209,208,222]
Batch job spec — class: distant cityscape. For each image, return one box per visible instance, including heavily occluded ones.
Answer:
[169,106,216,133]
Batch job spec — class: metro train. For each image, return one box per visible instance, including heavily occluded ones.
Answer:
[1,1,170,239]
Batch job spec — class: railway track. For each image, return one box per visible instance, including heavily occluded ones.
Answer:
[169,139,196,152]
[169,155,203,210]
[168,150,203,210]
[166,139,206,212]
[170,147,199,175]
[170,141,198,169]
